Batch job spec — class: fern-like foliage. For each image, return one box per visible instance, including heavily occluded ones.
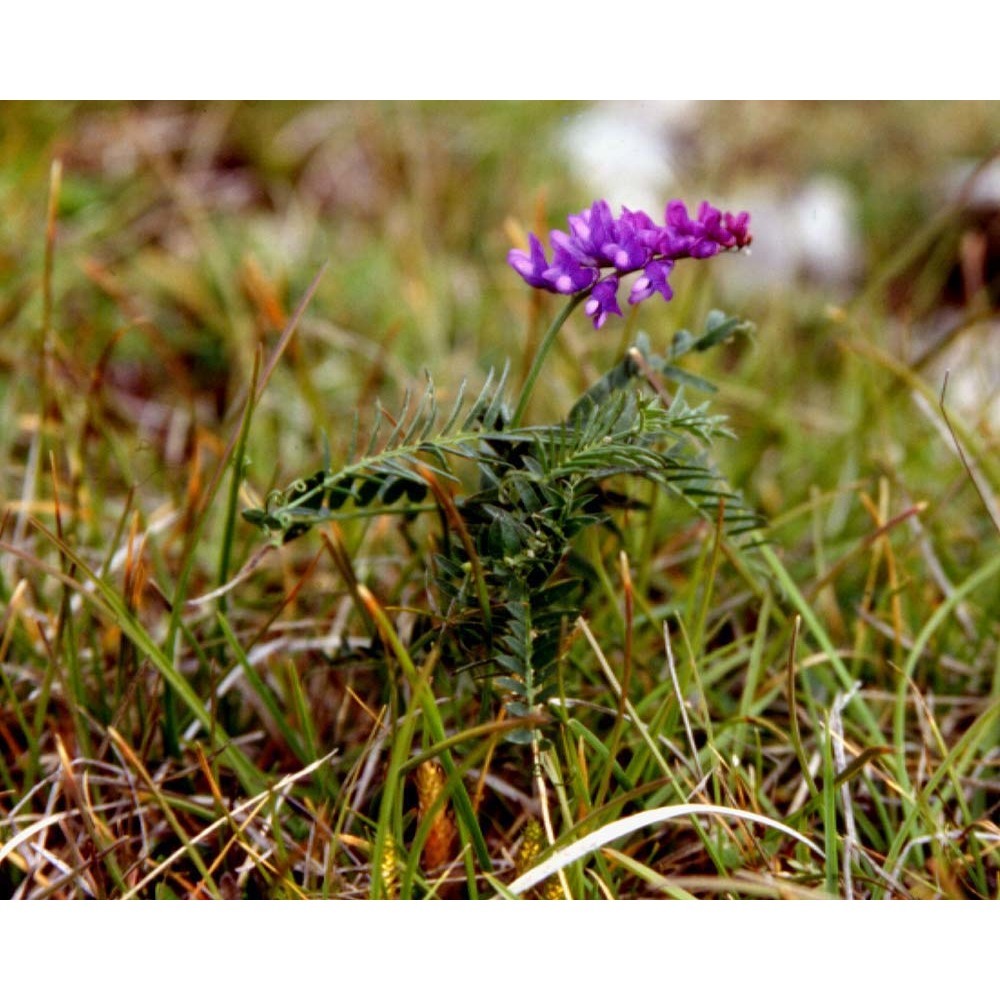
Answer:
[243,311,761,733]
[242,364,514,540]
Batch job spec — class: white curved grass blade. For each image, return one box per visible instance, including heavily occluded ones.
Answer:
[505,804,825,898]
[0,812,72,868]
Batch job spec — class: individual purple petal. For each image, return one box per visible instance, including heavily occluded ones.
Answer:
[661,200,727,257]
[619,207,657,231]
[656,230,698,259]
[551,228,597,266]
[697,201,732,248]
[557,200,618,268]
[597,206,644,269]
[691,201,753,251]
[698,201,723,229]
[544,245,599,293]
[619,207,662,253]
[659,201,705,257]
[723,210,752,247]
[566,204,594,245]
[558,201,613,265]
[604,229,649,272]
[586,200,618,265]
[628,259,675,305]
[583,275,622,329]
[508,234,555,290]
[665,199,700,236]
[688,238,721,259]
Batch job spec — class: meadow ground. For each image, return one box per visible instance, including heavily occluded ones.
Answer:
[1,101,998,899]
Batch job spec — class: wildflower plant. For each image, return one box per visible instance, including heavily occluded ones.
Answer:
[243,198,757,737]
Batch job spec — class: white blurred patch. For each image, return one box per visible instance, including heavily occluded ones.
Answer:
[914,311,1000,430]
[923,157,1000,428]
[560,101,695,211]
[717,176,864,295]
[943,157,1000,209]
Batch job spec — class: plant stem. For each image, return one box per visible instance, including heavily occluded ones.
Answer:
[511,292,585,425]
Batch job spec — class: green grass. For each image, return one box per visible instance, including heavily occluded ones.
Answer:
[1,101,998,899]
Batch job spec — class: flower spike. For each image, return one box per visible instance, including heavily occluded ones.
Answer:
[510,197,751,327]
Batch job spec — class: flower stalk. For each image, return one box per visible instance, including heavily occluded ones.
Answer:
[511,290,586,424]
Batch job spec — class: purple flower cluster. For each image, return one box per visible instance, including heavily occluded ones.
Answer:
[508,199,751,328]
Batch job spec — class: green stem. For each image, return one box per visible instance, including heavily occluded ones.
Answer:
[511,292,586,425]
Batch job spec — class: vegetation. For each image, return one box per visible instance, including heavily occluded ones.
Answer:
[1,101,998,899]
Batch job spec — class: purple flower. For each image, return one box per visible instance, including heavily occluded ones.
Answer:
[584,276,622,329]
[604,217,650,272]
[628,259,675,305]
[619,207,662,254]
[554,200,617,268]
[509,197,751,328]
[507,233,557,291]
[723,210,751,247]
[544,243,600,293]
[661,200,718,258]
